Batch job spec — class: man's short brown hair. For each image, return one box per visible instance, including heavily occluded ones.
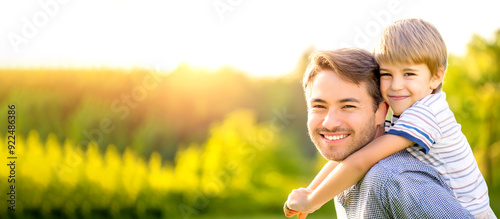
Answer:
[303,48,383,111]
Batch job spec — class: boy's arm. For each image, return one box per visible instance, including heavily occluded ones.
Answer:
[284,160,338,214]
[307,160,339,190]
[287,134,413,212]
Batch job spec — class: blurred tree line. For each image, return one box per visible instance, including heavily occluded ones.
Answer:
[0,31,499,218]
[0,62,312,163]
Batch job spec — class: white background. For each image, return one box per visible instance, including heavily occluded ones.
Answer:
[1,0,499,77]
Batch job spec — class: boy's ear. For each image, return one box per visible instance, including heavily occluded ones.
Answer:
[375,102,388,125]
[430,66,445,89]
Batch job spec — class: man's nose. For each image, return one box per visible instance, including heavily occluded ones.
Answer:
[322,109,342,130]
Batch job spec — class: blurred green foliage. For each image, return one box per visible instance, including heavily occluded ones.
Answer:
[0,65,311,162]
[0,111,316,218]
[0,31,499,218]
[443,30,500,212]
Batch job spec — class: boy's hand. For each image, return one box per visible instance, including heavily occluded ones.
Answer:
[287,187,318,213]
[284,202,308,219]
[284,202,299,217]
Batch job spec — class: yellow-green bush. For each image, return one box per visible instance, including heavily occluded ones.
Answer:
[0,109,310,218]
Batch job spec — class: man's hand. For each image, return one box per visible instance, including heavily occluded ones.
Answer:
[284,202,309,219]
[286,187,319,213]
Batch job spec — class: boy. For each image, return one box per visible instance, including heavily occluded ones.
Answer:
[285,18,495,218]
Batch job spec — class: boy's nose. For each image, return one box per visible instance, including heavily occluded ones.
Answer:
[390,77,404,90]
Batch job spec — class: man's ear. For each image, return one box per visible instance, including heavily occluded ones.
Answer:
[375,102,388,125]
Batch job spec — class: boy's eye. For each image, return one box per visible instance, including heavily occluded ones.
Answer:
[380,73,391,77]
[404,72,416,76]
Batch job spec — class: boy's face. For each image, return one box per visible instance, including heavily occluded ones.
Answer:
[379,62,442,116]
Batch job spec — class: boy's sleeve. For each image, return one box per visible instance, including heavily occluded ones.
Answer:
[387,104,441,154]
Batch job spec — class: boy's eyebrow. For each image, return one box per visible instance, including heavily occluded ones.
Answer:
[379,67,419,72]
[403,67,419,71]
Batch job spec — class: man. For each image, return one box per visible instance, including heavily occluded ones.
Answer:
[285,48,473,218]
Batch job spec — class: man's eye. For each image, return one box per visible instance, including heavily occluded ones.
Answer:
[342,105,356,109]
[312,105,326,109]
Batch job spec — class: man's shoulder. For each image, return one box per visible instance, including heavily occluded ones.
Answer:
[337,150,474,219]
[365,150,441,182]
[369,150,424,171]
[359,150,451,208]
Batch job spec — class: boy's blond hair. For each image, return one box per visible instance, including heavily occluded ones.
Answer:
[373,18,447,92]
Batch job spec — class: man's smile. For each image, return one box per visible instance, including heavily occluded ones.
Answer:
[320,133,350,142]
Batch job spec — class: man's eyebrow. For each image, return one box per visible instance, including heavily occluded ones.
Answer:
[310,98,327,103]
[339,98,360,103]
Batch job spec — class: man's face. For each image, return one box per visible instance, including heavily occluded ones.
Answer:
[307,70,379,161]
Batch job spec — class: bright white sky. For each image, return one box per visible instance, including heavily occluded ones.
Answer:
[1,0,499,77]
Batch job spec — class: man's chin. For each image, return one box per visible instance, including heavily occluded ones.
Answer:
[320,151,346,162]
